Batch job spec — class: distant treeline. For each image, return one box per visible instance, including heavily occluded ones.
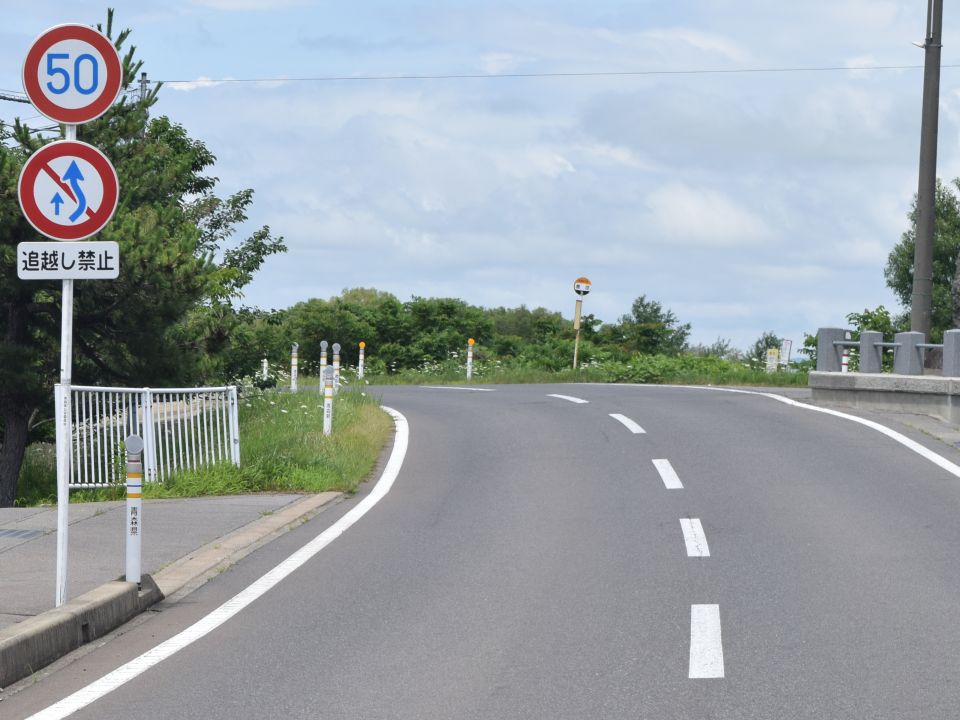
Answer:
[215,288,783,380]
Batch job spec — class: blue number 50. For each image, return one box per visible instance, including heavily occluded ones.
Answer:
[45,53,100,95]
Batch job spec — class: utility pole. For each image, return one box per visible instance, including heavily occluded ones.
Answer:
[911,0,943,340]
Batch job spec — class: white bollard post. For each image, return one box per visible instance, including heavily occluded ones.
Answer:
[261,357,268,382]
[319,340,328,394]
[841,348,850,373]
[467,338,475,380]
[358,341,366,379]
[125,434,144,590]
[333,343,341,394]
[323,367,334,436]
[290,343,299,392]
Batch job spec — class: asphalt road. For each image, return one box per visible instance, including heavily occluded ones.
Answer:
[7,383,960,719]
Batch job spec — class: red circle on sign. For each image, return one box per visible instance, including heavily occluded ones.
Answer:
[22,24,122,124]
[18,140,119,241]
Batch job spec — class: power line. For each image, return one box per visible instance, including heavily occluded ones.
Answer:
[157,62,960,85]
[0,90,30,103]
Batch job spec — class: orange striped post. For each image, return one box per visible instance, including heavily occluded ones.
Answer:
[125,434,144,589]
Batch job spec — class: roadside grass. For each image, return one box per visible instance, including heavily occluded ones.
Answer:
[15,443,57,507]
[363,355,808,387]
[18,389,392,506]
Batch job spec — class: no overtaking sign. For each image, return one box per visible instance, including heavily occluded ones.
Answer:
[18,140,119,241]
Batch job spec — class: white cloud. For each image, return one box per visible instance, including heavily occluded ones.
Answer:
[646,183,770,247]
[478,52,530,75]
[166,76,230,92]
[641,27,751,64]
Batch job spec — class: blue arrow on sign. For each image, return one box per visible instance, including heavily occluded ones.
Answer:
[50,192,64,216]
[62,160,87,223]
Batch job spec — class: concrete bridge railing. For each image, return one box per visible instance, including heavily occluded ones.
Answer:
[816,328,960,376]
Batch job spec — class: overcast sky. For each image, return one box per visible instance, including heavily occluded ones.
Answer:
[3,1,960,352]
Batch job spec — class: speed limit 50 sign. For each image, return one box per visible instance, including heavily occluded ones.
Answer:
[22,24,122,124]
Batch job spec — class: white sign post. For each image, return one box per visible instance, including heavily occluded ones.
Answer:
[779,339,793,369]
[572,276,592,370]
[358,341,366,379]
[261,356,268,381]
[19,23,122,607]
[467,338,475,380]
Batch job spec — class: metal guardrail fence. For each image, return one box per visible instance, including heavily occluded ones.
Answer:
[68,385,240,488]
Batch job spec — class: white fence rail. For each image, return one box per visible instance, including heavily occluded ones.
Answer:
[66,385,240,489]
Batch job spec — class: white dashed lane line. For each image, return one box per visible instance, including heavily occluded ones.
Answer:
[679,518,710,557]
[546,394,589,404]
[609,413,646,434]
[652,459,684,489]
[689,604,725,679]
[422,386,496,392]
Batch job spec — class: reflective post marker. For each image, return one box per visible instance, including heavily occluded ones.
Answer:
[125,434,144,590]
[333,343,341,394]
[323,367,334,436]
[261,356,268,381]
[290,343,299,392]
[319,340,328,394]
[467,338,475,380]
[358,341,366,379]
[841,349,850,373]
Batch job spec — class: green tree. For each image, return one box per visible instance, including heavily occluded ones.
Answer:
[885,178,960,339]
[0,12,283,506]
[690,337,736,359]
[748,332,782,364]
[603,295,691,355]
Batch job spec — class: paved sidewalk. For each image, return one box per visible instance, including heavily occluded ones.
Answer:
[0,493,333,632]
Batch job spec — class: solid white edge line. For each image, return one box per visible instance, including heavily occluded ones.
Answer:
[546,394,589,404]
[28,406,410,720]
[680,518,710,557]
[581,383,960,482]
[689,604,724,678]
[692,385,960,480]
[422,386,496,392]
[653,458,684,489]
[609,413,646,434]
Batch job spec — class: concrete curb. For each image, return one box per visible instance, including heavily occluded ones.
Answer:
[809,371,960,424]
[0,492,340,689]
[152,491,340,600]
[0,576,161,688]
